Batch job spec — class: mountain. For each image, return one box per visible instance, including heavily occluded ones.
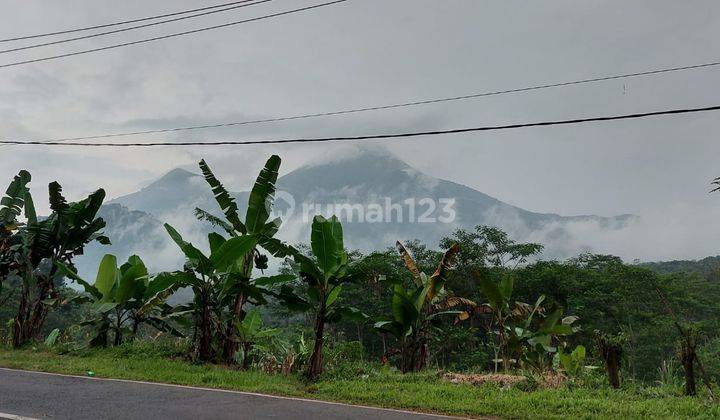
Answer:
[74,148,636,277]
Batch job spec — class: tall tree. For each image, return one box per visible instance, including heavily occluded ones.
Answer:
[195,156,294,363]
[0,171,33,309]
[1,172,109,347]
[374,241,472,372]
[276,215,365,380]
[162,224,290,362]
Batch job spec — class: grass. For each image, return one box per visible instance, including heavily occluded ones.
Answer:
[0,345,718,419]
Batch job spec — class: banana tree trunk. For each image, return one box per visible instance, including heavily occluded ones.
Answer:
[222,253,254,364]
[415,340,429,372]
[241,342,253,370]
[113,312,123,346]
[91,321,109,348]
[13,273,54,348]
[197,292,214,362]
[307,298,326,380]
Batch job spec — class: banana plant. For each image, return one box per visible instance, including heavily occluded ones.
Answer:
[58,254,184,347]
[8,177,109,348]
[194,156,296,363]
[476,273,578,371]
[374,241,472,372]
[275,215,366,380]
[506,297,579,371]
[0,170,33,307]
[234,310,280,369]
[162,224,291,362]
[557,344,587,376]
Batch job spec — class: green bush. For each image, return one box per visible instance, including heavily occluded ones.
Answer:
[699,337,720,385]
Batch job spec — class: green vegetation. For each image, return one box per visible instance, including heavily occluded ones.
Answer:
[1,161,720,418]
[0,344,718,419]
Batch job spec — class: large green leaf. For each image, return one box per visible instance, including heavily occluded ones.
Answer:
[391,284,419,327]
[477,274,504,311]
[56,261,102,299]
[412,281,432,313]
[326,284,342,307]
[245,155,281,234]
[499,274,514,301]
[94,254,118,301]
[117,255,148,303]
[238,311,263,338]
[252,274,295,287]
[311,215,344,280]
[210,235,257,271]
[198,159,244,233]
[138,271,194,316]
[374,320,404,339]
[258,237,297,258]
[164,223,212,275]
[23,190,36,224]
[207,232,226,254]
[0,170,32,224]
[0,170,31,225]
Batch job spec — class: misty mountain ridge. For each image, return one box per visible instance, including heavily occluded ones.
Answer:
[74,148,637,277]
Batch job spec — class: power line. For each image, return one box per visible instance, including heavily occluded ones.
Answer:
[0,0,347,69]
[20,58,720,144]
[0,0,276,43]
[2,104,717,148]
[0,0,272,55]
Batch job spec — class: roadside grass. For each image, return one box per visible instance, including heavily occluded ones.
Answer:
[0,346,718,419]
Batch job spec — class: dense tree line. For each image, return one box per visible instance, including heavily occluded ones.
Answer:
[1,161,719,390]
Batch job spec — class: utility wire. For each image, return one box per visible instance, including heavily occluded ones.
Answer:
[0,0,272,55]
[2,104,717,147]
[19,58,720,144]
[0,0,347,69]
[0,0,276,43]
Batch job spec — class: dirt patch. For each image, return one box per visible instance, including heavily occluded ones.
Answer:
[441,372,528,388]
[442,371,569,389]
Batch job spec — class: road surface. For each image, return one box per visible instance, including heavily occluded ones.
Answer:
[0,368,461,420]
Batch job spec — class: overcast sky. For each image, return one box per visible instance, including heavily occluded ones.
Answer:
[1,0,719,259]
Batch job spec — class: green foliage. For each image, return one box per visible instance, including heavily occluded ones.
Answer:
[0,171,109,347]
[234,310,280,368]
[3,346,720,419]
[558,345,586,376]
[57,254,183,347]
[44,328,60,347]
[3,167,720,412]
[160,224,280,362]
[698,337,720,385]
[276,215,367,379]
[193,156,292,363]
[374,242,472,373]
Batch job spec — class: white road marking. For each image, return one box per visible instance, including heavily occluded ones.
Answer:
[0,367,470,419]
[0,412,40,420]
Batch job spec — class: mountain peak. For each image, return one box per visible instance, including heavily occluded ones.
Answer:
[154,167,200,185]
[301,145,409,170]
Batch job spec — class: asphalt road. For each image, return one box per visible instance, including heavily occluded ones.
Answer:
[0,368,461,420]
